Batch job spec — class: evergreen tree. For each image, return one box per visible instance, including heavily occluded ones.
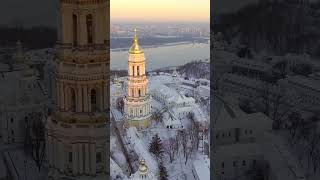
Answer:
[159,163,169,180]
[149,134,164,161]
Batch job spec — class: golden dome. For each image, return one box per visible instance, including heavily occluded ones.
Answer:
[129,28,143,54]
[138,159,148,175]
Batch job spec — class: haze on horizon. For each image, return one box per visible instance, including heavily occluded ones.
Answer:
[111,0,210,23]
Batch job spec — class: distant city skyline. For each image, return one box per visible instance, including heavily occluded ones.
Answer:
[111,0,210,23]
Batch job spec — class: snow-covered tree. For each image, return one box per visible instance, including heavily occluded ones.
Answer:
[159,163,168,180]
[149,134,164,161]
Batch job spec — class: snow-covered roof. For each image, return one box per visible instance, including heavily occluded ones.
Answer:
[126,127,158,174]
[3,149,48,180]
[263,136,307,180]
[110,82,124,97]
[162,112,182,127]
[0,63,10,72]
[193,154,210,180]
[111,108,124,122]
[111,158,128,180]
[232,58,272,72]
[286,75,320,92]
[0,156,7,179]
[24,48,55,64]
[0,68,47,109]
[212,96,272,130]
[214,50,238,63]
[151,82,195,106]
[192,104,208,123]
[221,73,280,92]
[215,142,263,158]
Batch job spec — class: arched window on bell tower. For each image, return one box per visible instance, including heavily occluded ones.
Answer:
[137,66,140,76]
[91,89,97,112]
[71,88,76,112]
[72,14,78,46]
[86,14,93,44]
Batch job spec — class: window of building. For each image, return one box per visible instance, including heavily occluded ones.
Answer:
[11,130,14,135]
[71,88,76,112]
[233,161,237,167]
[138,89,141,97]
[69,152,73,162]
[91,89,97,111]
[222,162,224,168]
[242,160,246,166]
[96,152,102,163]
[137,66,140,76]
[72,14,78,46]
[86,14,93,44]
[11,118,13,123]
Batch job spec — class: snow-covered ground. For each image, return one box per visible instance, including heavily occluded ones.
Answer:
[110,73,210,180]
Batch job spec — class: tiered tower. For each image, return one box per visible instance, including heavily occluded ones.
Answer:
[46,0,109,178]
[124,29,151,130]
[130,159,155,179]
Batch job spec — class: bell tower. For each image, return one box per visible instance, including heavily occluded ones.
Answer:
[46,0,109,179]
[124,29,152,130]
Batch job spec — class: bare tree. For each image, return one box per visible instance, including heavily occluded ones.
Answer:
[184,136,193,165]
[286,111,303,141]
[260,74,277,117]
[311,145,320,175]
[152,110,163,124]
[180,130,188,159]
[116,97,124,113]
[189,120,200,153]
[271,90,286,129]
[307,127,320,170]
[28,112,46,172]
[245,161,270,180]
[164,137,177,163]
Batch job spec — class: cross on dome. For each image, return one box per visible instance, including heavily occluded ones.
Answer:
[129,27,143,54]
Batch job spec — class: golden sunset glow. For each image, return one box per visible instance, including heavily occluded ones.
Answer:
[111,0,210,22]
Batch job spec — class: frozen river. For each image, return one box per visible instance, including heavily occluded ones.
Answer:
[111,43,210,71]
